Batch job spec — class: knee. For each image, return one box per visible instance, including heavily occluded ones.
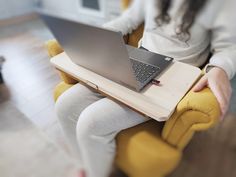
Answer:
[76,104,110,142]
[76,106,99,139]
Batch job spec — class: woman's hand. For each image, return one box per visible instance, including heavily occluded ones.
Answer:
[193,67,232,120]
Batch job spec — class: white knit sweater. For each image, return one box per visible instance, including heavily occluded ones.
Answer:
[104,0,236,80]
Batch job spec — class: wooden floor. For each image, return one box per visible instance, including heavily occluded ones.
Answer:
[0,16,66,150]
[168,113,236,177]
[0,16,236,177]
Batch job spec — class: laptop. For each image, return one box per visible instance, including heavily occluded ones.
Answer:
[41,14,173,91]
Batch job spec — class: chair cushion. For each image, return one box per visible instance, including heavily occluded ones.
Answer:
[116,120,182,177]
[54,82,181,177]
[53,82,74,101]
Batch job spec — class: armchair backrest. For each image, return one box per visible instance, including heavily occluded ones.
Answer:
[122,0,144,47]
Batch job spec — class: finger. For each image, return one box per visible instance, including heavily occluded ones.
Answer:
[209,82,228,116]
[193,76,208,92]
[225,85,233,101]
[215,92,228,116]
[220,102,230,121]
[220,85,231,106]
[220,115,225,121]
[221,102,229,118]
[217,83,232,115]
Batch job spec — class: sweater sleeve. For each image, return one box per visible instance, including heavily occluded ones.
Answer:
[103,0,146,35]
[208,0,236,80]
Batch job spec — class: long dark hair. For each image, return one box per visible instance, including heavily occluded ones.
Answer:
[156,0,208,38]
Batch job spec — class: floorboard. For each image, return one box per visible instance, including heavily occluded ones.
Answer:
[0,17,236,177]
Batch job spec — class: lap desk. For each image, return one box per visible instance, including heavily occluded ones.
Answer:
[51,52,202,121]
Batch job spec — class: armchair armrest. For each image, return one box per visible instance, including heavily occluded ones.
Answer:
[162,88,221,150]
[45,39,78,85]
[127,24,144,47]
[46,39,64,58]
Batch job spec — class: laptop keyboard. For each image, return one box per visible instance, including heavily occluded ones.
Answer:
[130,59,160,84]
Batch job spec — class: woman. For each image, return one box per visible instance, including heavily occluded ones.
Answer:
[55,0,235,177]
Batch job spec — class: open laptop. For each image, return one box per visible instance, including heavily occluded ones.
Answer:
[41,14,173,91]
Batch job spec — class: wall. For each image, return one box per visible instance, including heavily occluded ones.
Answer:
[0,0,35,20]
[38,0,122,26]
[0,0,122,26]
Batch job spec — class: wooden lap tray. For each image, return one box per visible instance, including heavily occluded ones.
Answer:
[51,52,202,121]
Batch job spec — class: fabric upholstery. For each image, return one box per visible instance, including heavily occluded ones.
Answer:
[46,39,220,177]
[53,82,74,101]
[127,24,144,47]
[121,0,144,47]
[45,40,78,85]
[46,41,181,177]
[162,88,221,150]
[116,121,181,177]
[46,0,220,176]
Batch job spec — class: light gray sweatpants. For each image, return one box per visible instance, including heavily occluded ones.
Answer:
[55,83,149,177]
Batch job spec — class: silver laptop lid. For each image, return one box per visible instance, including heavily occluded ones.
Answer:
[41,15,138,90]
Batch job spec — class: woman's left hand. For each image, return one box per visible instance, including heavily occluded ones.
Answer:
[193,67,232,120]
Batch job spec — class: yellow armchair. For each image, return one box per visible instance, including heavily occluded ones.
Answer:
[46,1,221,176]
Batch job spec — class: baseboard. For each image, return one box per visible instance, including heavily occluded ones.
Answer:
[0,12,39,27]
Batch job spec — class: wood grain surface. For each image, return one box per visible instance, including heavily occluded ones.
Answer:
[51,52,201,121]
